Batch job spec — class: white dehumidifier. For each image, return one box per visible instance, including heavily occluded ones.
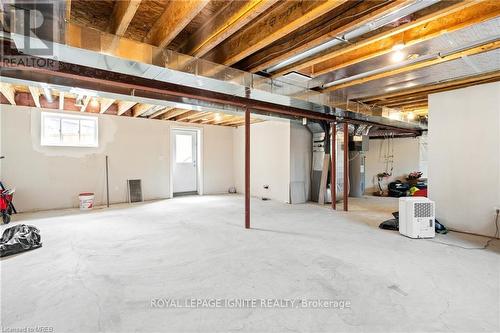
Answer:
[399,197,435,238]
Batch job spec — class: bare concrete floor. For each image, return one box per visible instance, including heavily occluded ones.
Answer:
[1,195,499,333]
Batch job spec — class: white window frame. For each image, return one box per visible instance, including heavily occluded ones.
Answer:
[41,112,99,147]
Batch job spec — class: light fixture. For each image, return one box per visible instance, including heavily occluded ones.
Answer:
[391,50,406,62]
[214,113,222,121]
[392,43,405,51]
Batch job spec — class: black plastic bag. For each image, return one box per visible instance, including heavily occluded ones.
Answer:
[0,224,42,257]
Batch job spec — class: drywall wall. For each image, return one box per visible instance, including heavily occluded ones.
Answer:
[290,122,312,203]
[233,119,291,203]
[428,82,500,237]
[364,137,421,194]
[0,105,234,212]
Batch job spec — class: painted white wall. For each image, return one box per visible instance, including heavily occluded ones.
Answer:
[233,119,291,203]
[428,82,500,237]
[364,137,421,194]
[290,122,312,203]
[0,105,234,212]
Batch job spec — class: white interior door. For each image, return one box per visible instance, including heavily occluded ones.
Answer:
[173,129,198,194]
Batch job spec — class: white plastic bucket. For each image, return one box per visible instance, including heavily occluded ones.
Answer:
[79,193,95,210]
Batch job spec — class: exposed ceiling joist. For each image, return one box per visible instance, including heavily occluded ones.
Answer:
[203,0,348,66]
[272,0,480,77]
[323,39,500,92]
[109,0,142,36]
[359,71,500,103]
[308,1,500,77]
[162,109,191,120]
[28,86,41,108]
[0,82,16,105]
[132,103,153,117]
[244,0,411,73]
[65,0,71,22]
[179,0,279,57]
[117,100,136,115]
[80,96,91,112]
[382,98,429,108]
[59,92,64,110]
[145,0,210,49]
[175,111,202,122]
[183,111,212,122]
[148,106,174,119]
[100,98,115,114]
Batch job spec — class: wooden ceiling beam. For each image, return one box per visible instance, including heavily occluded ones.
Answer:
[359,70,500,103]
[59,92,65,110]
[132,103,153,117]
[145,0,209,49]
[109,0,142,36]
[272,0,481,77]
[244,0,411,73]
[162,109,191,120]
[202,113,231,125]
[178,0,279,57]
[80,96,91,112]
[397,101,428,109]
[148,106,174,119]
[203,0,348,66]
[308,1,500,77]
[215,115,241,125]
[28,86,41,108]
[175,110,203,122]
[323,39,500,92]
[117,100,137,115]
[65,0,71,22]
[183,111,212,122]
[382,98,429,108]
[0,83,16,105]
[100,98,115,114]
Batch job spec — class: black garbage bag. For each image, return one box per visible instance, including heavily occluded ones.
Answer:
[379,218,399,231]
[0,224,42,257]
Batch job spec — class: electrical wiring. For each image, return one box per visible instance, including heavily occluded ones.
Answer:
[427,211,499,250]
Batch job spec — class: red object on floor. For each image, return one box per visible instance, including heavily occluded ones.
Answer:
[413,188,428,197]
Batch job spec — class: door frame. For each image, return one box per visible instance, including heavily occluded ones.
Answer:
[169,126,203,198]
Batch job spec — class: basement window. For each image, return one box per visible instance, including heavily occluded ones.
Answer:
[41,112,98,147]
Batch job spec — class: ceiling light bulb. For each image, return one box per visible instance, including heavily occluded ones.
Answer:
[392,43,405,51]
[214,113,222,121]
[391,50,406,62]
